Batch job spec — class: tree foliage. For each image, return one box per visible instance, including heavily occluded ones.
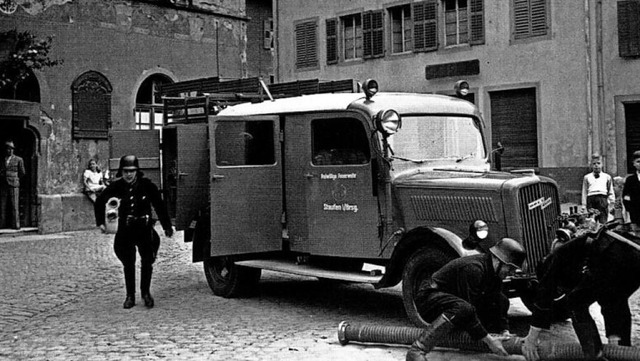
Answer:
[0,29,63,91]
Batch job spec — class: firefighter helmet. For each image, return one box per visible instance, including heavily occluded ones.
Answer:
[489,238,526,269]
[119,155,139,170]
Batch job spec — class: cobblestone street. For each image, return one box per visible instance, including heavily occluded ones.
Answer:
[0,228,638,361]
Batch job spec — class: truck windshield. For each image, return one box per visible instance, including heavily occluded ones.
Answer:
[386,115,487,175]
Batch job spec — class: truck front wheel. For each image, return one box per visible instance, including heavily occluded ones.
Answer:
[203,256,261,298]
[402,247,456,327]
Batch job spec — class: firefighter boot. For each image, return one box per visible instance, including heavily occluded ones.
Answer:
[406,314,454,361]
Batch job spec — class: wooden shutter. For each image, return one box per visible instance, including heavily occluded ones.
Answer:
[295,20,318,69]
[470,0,485,44]
[514,0,547,40]
[326,18,338,64]
[363,10,384,59]
[618,1,640,57]
[413,0,437,52]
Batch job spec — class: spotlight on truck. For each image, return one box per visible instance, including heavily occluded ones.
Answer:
[362,79,379,100]
[375,109,402,137]
[454,80,470,97]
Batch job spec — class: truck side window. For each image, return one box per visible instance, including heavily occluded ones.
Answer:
[215,121,275,166]
[312,117,370,166]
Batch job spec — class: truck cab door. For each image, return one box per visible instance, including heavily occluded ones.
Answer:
[285,112,380,258]
[209,115,282,256]
[162,123,209,230]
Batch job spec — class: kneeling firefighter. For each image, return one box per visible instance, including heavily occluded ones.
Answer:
[94,155,174,309]
[407,238,526,361]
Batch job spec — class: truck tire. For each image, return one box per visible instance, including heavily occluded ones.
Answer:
[402,247,456,327]
[203,256,261,298]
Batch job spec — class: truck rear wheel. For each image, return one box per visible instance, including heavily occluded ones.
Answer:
[402,247,456,327]
[203,256,261,298]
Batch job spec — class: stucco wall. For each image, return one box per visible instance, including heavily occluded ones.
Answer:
[274,1,593,170]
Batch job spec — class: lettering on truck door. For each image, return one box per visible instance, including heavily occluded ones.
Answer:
[284,113,379,258]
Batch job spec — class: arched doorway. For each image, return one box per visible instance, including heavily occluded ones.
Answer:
[0,68,40,229]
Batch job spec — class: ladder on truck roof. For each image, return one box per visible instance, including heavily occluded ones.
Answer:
[161,77,358,124]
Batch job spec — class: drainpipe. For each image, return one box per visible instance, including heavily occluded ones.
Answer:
[585,0,594,160]
[595,0,606,169]
[273,0,279,82]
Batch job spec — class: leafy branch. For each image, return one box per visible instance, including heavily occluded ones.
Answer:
[0,29,63,92]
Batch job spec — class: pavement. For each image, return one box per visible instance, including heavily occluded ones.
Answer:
[0,219,638,360]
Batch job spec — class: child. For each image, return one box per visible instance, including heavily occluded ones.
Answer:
[581,154,615,224]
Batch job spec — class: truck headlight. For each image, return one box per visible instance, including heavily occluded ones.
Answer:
[375,109,402,137]
[472,220,488,239]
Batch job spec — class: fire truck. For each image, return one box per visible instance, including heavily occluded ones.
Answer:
[151,78,560,327]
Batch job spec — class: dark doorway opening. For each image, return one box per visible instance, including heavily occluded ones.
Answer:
[1,117,38,228]
[625,102,640,174]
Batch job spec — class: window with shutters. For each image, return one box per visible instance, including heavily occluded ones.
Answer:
[295,19,319,70]
[618,0,640,58]
[342,14,363,61]
[363,10,384,58]
[512,0,549,41]
[72,71,112,140]
[264,18,274,50]
[326,18,338,64]
[389,4,413,54]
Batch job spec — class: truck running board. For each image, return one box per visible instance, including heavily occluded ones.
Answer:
[235,259,384,284]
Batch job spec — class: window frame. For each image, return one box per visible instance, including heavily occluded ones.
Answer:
[388,3,413,55]
[341,13,364,61]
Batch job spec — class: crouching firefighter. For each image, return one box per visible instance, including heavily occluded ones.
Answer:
[522,225,640,361]
[94,155,174,309]
[407,238,526,361]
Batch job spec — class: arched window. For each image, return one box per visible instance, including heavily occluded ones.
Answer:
[0,70,40,102]
[135,75,173,130]
[71,71,112,139]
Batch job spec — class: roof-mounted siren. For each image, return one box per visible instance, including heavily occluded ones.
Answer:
[454,80,470,98]
[362,79,379,100]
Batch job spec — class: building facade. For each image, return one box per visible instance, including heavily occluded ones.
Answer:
[274,0,640,202]
[0,0,272,233]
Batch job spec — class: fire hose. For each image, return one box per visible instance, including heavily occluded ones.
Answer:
[337,321,640,360]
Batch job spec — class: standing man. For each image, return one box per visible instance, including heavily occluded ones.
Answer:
[94,155,173,309]
[407,238,526,361]
[581,153,615,224]
[0,140,26,229]
[623,150,640,233]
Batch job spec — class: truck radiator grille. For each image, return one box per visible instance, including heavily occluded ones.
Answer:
[517,183,560,273]
[410,195,497,222]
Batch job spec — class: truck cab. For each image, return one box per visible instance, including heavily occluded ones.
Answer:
[166,80,560,327]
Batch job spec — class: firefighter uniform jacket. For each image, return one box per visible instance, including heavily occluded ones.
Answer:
[416,253,508,340]
[94,176,172,234]
[530,229,640,346]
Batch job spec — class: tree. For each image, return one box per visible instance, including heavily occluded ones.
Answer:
[0,29,62,98]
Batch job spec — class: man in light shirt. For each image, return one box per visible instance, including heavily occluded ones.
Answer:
[581,154,614,224]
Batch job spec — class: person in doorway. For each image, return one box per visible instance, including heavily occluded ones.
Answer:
[94,155,174,309]
[623,150,640,234]
[581,154,615,224]
[0,140,26,230]
[406,238,526,361]
[83,159,107,203]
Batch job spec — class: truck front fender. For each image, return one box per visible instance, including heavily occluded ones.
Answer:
[375,226,478,289]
